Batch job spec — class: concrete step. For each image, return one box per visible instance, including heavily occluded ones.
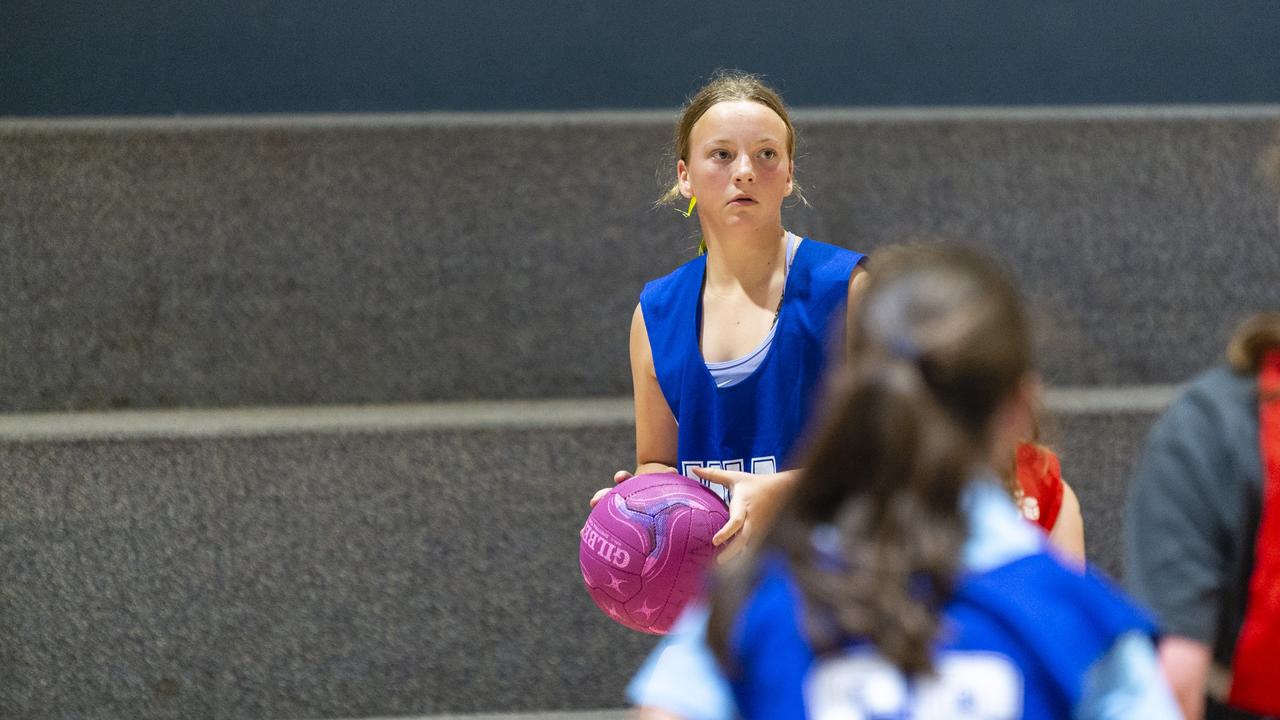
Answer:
[0,389,1169,718]
[5,108,1278,412]
[1,400,650,719]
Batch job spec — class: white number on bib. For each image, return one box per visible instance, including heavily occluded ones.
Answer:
[680,456,778,504]
[805,650,1023,720]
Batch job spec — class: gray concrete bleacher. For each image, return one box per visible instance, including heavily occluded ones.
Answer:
[1,410,646,718]
[2,107,1278,719]
[4,108,1279,413]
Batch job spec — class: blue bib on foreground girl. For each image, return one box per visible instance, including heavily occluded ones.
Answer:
[640,238,864,502]
[628,481,1178,719]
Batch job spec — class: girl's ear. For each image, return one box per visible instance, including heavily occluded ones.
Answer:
[677,159,693,199]
[785,159,795,197]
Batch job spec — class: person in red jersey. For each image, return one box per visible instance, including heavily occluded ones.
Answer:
[1012,440,1085,563]
[1126,312,1280,720]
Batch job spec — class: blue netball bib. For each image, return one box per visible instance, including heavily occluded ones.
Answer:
[728,554,1157,720]
[640,239,864,503]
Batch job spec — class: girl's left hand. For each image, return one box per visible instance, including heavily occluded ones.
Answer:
[689,467,797,564]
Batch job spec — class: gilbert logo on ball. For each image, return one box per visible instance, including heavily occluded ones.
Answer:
[579,473,729,634]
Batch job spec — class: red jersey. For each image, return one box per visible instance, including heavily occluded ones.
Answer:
[1014,442,1065,533]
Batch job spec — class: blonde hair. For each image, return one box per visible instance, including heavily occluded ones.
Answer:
[1227,311,1280,373]
[659,70,801,208]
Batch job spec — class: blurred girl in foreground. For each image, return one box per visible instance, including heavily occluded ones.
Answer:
[631,244,1175,719]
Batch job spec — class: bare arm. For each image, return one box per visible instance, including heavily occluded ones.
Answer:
[635,709,686,720]
[845,264,871,360]
[591,304,677,506]
[1158,635,1211,720]
[630,303,679,474]
[1048,480,1086,566]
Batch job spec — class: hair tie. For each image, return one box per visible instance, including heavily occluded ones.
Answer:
[907,571,939,606]
[809,523,845,571]
[677,196,697,218]
[887,333,921,363]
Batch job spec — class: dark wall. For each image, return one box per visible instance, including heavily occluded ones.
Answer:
[5,0,1280,116]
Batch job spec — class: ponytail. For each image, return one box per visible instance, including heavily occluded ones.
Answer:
[800,363,973,671]
[708,362,977,673]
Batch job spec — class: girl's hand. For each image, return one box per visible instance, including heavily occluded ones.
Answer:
[690,467,798,563]
[588,470,634,508]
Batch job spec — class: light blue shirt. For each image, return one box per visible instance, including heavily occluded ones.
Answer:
[627,479,1179,719]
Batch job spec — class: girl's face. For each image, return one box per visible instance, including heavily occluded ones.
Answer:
[677,100,794,230]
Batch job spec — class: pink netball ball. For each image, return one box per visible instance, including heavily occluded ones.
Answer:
[579,472,729,635]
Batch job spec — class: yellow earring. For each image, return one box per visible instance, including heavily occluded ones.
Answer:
[678,196,697,218]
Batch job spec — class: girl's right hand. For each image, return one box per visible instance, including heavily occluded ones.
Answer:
[589,470,634,507]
